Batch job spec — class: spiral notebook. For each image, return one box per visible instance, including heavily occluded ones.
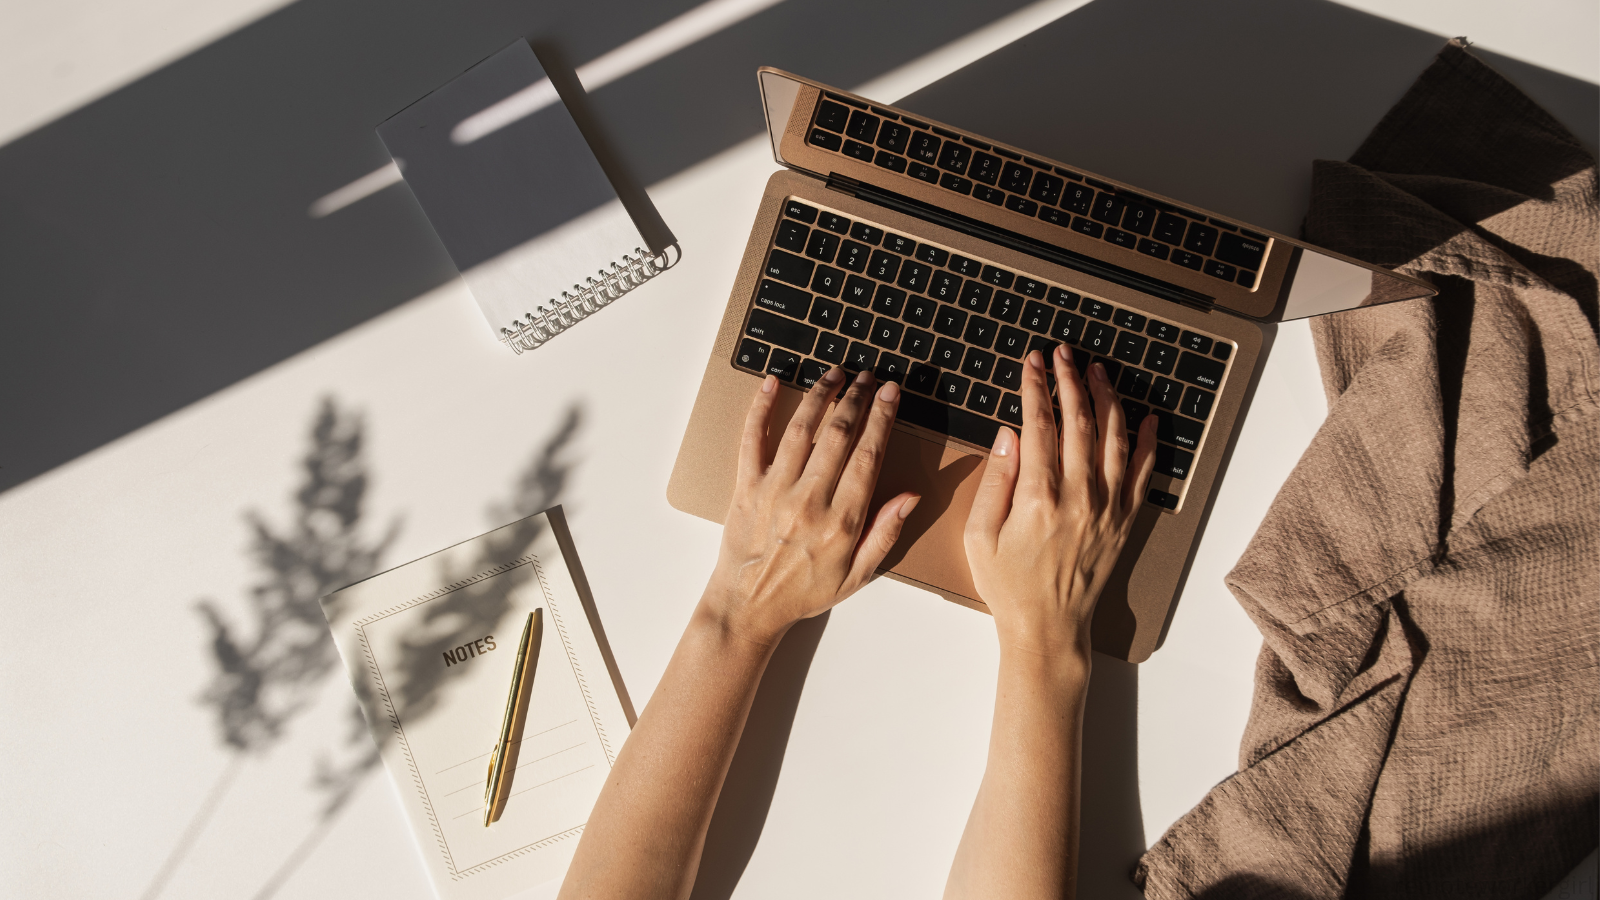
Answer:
[321,507,634,900]
[379,40,678,354]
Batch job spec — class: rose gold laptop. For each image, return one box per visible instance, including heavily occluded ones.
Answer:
[667,69,1432,662]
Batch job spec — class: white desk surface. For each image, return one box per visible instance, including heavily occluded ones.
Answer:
[1,2,1593,899]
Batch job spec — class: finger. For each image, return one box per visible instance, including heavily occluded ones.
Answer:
[1053,345,1096,501]
[1121,411,1159,524]
[965,426,1020,548]
[1087,361,1128,507]
[842,491,920,596]
[832,379,903,515]
[802,370,877,488]
[736,375,780,483]
[768,366,847,483]
[1016,350,1061,501]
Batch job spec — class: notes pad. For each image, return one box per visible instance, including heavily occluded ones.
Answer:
[322,508,631,900]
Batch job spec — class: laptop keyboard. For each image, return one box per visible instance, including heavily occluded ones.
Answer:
[731,198,1236,510]
[806,93,1270,291]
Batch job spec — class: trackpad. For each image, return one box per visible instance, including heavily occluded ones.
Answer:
[872,429,986,600]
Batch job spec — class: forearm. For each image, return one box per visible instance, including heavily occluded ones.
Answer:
[944,651,1090,900]
[558,600,780,900]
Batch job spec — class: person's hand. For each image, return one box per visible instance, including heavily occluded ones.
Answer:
[963,348,1157,664]
[703,367,920,646]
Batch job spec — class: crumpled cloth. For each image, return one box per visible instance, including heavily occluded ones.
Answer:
[1135,40,1598,900]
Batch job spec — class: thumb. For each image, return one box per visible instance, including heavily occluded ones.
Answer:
[842,492,921,595]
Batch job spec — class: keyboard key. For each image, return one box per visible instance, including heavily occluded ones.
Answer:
[845,110,879,142]
[995,359,1024,391]
[766,349,801,381]
[818,212,849,234]
[998,392,1024,425]
[1015,277,1047,299]
[808,129,842,151]
[1150,376,1183,410]
[900,328,934,360]
[898,391,1000,447]
[1106,227,1137,249]
[875,353,910,383]
[979,266,1014,289]
[840,307,872,339]
[1082,299,1113,321]
[884,234,916,255]
[1178,330,1213,354]
[850,222,883,244]
[1090,193,1126,226]
[845,342,878,372]
[798,358,831,388]
[1117,367,1152,400]
[815,332,847,364]
[1047,287,1080,309]
[1182,222,1218,256]
[837,240,870,273]
[1237,269,1256,288]
[1112,331,1148,364]
[967,382,1001,416]
[872,284,907,317]
[808,297,843,330]
[958,280,993,313]
[1082,321,1116,354]
[1121,399,1151,430]
[842,139,874,162]
[1212,342,1233,361]
[974,185,1005,205]
[775,219,808,252]
[1114,309,1147,331]
[949,255,982,277]
[1158,412,1204,449]
[961,347,997,380]
[1216,232,1266,270]
[929,271,962,302]
[868,250,901,281]
[1172,249,1204,270]
[989,290,1022,323]
[906,363,941,394]
[1004,195,1039,216]
[1180,385,1216,420]
[1020,300,1055,334]
[1001,162,1033,194]
[1071,217,1104,238]
[1050,310,1086,344]
[937,141,971,174]
[870,316,904,349]
[908,131,941,163]
[1093,356,1122,384]
[940,173,974,194]
[1145,319,1178,342]
[1121,202,1154,236]
[1147,488,1179,510]
[1155,444,1194,479]
[1137,238,1170,260]
[811,265,844,297]
[1028,336,1062,362]
[876,121,910,153]
[970,152,1002,185]
[902,295,937,328]
[933,306,967,338]
[756,279,811,319]
[1144,342,1177,375]
[1153,212,1186,244]
[736,338,770,372]
[931,337,965,368]
[897,260,932,293]
[915,243,949,266]
[746,309,818,355]
[935,372,971,405]
[1039,206,1070,227]
[1062,182,1094,215]
[815,100,850,132]
[1028,173,1064,205]
[765,249,814,287]
[842,274,874,307]
[783,200,818,223]
[995,325,1029,358]
[874,150,907,173]
[1204,259,1238,281]
[963,315,997,349]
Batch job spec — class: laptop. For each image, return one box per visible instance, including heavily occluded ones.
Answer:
[667,69,1433,662]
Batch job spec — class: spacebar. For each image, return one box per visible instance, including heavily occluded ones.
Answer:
[897,393,1001,448]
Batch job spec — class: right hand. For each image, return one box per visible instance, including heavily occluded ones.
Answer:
[963,348,1157,664]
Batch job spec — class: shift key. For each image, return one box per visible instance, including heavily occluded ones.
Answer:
[746,308,818,355]
[1175,351,1225,390]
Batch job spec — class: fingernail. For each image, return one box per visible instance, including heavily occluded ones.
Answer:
[855,370,875,388]
[898,495,921,520]
[992,426,1015,457]
[821,366,844,384]
[762,375,776,393]
[877,380,900,402]
[1029,351,1045,370]
[1056,345,1069,364]
[1092,362,1108,382]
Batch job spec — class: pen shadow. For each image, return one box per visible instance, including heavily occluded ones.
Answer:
[688,611,832,900]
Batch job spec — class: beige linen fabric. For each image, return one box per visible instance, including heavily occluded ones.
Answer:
[1135,40,1598,900]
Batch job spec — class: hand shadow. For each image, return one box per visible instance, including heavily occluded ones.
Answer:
[688,611,831,900]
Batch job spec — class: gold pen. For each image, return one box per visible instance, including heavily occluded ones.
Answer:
[484,609,542,826]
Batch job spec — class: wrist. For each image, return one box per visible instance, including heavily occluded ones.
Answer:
[996,641,1093,695]
[694,577,794,649]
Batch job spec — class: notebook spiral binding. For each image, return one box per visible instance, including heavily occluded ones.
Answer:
[498,243,681,354]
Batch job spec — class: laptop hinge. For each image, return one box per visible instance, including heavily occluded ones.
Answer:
[826,173,1216,315]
